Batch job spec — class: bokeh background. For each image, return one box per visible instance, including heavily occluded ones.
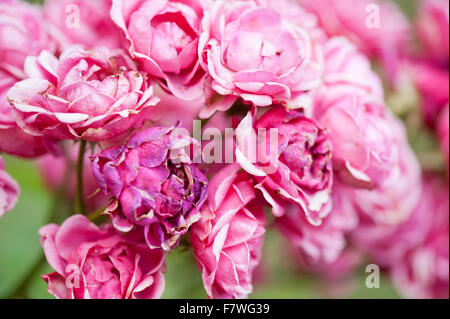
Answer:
[0,0,439,299]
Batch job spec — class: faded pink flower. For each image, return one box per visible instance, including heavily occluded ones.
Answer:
[277,182,358,268]
[44,0,122,51]
[0,155,19,218]
[438,104,449,168]
[199,0,323,118]
[191,164,266,299]
[92,126,208,251]
[40,215,166,299]
[36,145,109,213]
[110,0,206,100]
[8,46,160,142]
[236,108,333,225]
[0,0,55,78]
[299,0,410,81]
[416,0,449,66]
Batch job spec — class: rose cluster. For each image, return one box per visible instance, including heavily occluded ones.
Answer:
[0,0,448,299]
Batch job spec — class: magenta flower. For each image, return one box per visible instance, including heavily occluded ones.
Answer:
[8,46,159,142]
[44,0,122,51]
[198,0,323,118]
[191,164,266,299]
[236,108,333,226]
[110,0,206,100]
[92,126,208,251]
[40,215,166,299]
[416,0,449,66]
[0,156,19,218]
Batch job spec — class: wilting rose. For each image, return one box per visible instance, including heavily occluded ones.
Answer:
[236,108,333,225]
[191,164,266,299]
[277,182,358,268]
[44,0,122,51]
[198,0,323,118]
[416,0,449,66]
[110,0,206,100]
[0,0,55,78]
[40,215,166,299]
[0,155,19,218]
[438,104,449,168]
[299,0,410,82]
[92,126,208,251]
[8,46,160,142]
[36,144,109,213]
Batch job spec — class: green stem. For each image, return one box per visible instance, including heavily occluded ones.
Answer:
[75,140,87,215]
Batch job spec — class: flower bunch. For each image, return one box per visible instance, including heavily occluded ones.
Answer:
[0,0,448,300]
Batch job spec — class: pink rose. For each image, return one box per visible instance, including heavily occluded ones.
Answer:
[199,0,323,118]
[416,0,449,66]
[313,86,407,191]
[8,46,160,142]
[277,182,358,268]
[236,108,333,225]
[92,126,208,251]
[0,0,55,78]
[0,155,19,218]
[191,164,266,299]
[36,145,109,213]
[0,69,49,157]
[44,0,122,51]
[350,133,422,225]
[299,0,410,82]
[110,0,206,100]
[351,176,442,270]
[438,104,449,168]
[40,215,166,299]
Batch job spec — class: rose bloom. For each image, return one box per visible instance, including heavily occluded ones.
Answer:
[277,182,358,268]
[92,126,208,251]
[198,0,323,118]
[36,145,109,213]
[0,0,56,157]
[236,108,333,225]
[299,0,410,81]
[110,0,206,100]
[44,0,122,51]
[0,155,19,218]
[0,0,55,78]
[0,70,50,157]
[191,164,266,299]
[438,104,449,168]
[40,215,166,299]
[8,46,160,142]
[350,132,422,225]
[416,0,449,66]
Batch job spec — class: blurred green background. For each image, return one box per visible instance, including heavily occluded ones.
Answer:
[0,0,420,299]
